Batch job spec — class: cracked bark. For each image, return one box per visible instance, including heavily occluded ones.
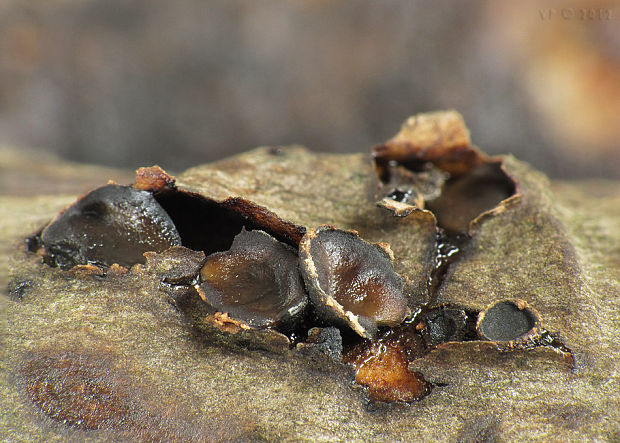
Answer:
[2,113,619,441]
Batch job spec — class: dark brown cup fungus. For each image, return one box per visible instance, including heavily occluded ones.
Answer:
[477,300,542,344]
[195,229,308,329]
[40,184,181,269]
[299,226,409,339]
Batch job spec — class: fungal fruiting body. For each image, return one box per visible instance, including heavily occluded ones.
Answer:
[40,184,181,269]
[299,226,409,339]
[476,299,542,346]
[196,229,307,329]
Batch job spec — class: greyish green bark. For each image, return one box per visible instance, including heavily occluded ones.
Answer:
[1,141,619,441]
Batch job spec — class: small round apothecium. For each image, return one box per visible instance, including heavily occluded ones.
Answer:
[477,299,542,346]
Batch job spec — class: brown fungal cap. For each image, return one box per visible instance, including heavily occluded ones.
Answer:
[299,226,409,339]
[196,229,307,329]
[40,184,181,269]
[477,300,541,343]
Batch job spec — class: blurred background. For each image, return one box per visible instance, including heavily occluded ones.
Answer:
[0,0,618,178]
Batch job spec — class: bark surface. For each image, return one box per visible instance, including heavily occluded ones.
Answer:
[2,131,619,441]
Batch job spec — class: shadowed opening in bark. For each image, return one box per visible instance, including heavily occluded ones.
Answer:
[374,148,517,312]
[154,189,248,255]
[153,188,304,254]
[376,158,516,235]
[425,161,516,235]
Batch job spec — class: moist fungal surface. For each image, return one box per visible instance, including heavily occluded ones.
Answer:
[301,227,409,338]
[40,184,181,269]
[197,229,307,328]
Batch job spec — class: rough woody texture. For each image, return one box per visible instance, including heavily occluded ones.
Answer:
[2,116,619,440]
